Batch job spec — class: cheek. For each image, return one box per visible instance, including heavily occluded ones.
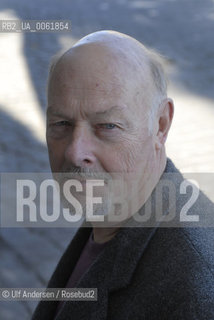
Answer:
[47,138,65,171]
[117,137,155,173]
[100,139,145,173]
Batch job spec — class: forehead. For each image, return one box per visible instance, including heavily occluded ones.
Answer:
[50,49,131,87]
[50,66,131,113]
[47,46,152,119]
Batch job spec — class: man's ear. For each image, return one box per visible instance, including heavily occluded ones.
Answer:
[155,98,174,150]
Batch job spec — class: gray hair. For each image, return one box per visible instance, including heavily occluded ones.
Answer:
[144,48,168,133]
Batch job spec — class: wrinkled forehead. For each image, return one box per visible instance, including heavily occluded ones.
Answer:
[48,42,153,117]
[49,42,152,89]
[50,50,126,92]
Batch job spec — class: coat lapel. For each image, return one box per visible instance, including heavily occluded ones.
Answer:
[32,226,92,320]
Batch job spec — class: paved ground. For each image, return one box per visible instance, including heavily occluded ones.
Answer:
[0,0,214,318]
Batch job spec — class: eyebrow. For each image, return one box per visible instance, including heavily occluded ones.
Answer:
[46,105,127,119]
[91,105,127,118]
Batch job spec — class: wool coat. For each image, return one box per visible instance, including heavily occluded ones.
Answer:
[32,159,214,319]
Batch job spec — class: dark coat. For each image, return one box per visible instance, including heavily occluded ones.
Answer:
[32,159,214,319]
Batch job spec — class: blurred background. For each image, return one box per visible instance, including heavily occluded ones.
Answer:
[0,0,214,318]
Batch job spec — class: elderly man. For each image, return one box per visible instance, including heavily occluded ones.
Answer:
[32,31,214,319]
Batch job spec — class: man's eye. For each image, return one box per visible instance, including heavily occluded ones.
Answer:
[54,121,70,127]
[97,123,117,129]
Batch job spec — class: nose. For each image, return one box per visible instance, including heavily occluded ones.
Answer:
[64,123,97,168]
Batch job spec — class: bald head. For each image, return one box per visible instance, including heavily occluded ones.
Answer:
[47,31,168,130]
[72,30,167,96]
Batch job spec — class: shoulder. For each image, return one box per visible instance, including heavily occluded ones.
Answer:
[127,226,214,318]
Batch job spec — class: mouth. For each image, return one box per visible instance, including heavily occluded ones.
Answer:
[78,178,108,186]
[58,175,108,186]
[63,172,109,180]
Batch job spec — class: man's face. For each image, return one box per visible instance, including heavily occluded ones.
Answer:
[46,45,157,219]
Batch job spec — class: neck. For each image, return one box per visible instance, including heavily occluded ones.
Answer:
[92,227,119,243]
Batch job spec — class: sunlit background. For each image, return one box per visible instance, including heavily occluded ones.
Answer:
[0,0,214,318]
